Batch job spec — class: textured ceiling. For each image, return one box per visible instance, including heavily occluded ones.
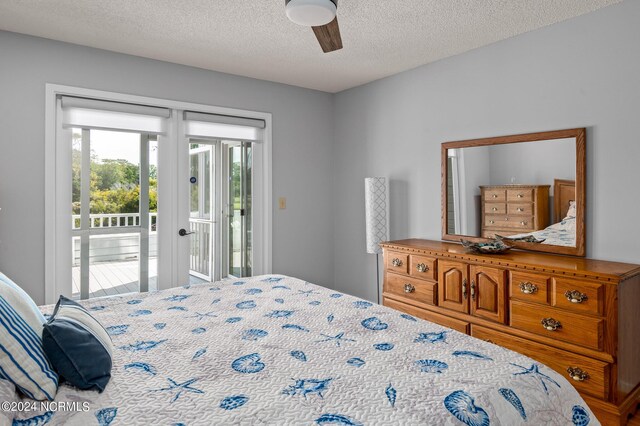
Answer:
[0,0,622,93]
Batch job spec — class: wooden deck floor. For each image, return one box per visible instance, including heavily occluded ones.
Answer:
[72,258,158,299]
[72,259,209,299]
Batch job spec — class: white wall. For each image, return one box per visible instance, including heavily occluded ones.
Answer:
[460,145,491,236]
[0,31,335,304]
[488,138,576,190]
[333,0,640,301]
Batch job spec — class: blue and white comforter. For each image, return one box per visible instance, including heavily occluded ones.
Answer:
[12,275,596,425]
[509,217,577,247]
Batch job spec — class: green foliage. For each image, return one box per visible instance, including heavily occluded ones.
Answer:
[72,148,157,215]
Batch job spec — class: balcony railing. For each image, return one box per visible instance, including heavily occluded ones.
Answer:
[189,219,212,279]
[72,213,158,230]
[71,212,210,279]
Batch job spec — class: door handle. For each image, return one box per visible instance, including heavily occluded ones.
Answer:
[178,228,194,236]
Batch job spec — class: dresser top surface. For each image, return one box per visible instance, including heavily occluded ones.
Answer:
[480,184,550,188]
[381,239,640,280]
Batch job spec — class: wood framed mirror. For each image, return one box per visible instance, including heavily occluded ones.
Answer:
[441,128,586,256]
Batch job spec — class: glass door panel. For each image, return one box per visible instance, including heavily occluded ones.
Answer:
[227,142,252,278]
[71,128,158,299]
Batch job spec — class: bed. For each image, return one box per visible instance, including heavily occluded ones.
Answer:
[9,275,596,425]
[507,179,577,247]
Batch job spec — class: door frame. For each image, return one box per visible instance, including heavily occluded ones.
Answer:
[45,84,272,304]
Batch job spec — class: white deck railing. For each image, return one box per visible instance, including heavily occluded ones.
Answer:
[72,213,158,231]
[71,213,209,279]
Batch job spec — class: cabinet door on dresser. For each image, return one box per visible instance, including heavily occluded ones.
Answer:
[438,260,469,313]
[470,266,507,324]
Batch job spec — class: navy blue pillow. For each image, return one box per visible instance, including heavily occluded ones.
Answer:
[42,296,113,392]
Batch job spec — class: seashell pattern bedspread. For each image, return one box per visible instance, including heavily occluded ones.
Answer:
[12,275,597,425]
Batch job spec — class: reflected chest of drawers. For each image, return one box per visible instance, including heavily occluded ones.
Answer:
[381,239,640,425]
[481,184,550,239]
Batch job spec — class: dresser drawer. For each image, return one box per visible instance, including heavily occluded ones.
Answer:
[507,203,533,216]
[485,215,535,230]
[507,188,534,202]
[509,271,550,305]
[409,254,436,280]
[553,278,604,316]
[386,251,408,274]
[484,203,506,214]
[484,189,506,202]
[510,300,604,351]
[384,272,437,306]
[471,325,610,400]
[384,298,470,333]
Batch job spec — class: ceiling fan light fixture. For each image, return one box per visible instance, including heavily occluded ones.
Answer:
[285,0,337,27]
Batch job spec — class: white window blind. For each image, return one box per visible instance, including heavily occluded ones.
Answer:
[183,111,265,141]
[60,96,171,134]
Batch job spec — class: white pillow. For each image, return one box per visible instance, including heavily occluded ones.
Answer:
[0,272,58,400]
[564,200,577,220]
[0,379,17,425]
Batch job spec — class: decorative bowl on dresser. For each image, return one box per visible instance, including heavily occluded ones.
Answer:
[381,239,640,425]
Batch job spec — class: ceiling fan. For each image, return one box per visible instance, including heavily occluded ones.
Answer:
[285,0,343,53]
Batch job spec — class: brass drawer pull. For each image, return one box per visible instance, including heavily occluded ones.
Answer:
[416,263,429,273]
[489,220,495,224]
[565,290,588,304]
[541,317,562,331]
[520,221,528,226]
[517,194,524,198]
[404,283,415,294]
[517,207,524,212]
[462,279,468,299]
[492,194,498,198]
[492,207,498,211]
[519,282,538,294]
[392,258,403,267]
[567,367,590,382]
[470,280,476,301]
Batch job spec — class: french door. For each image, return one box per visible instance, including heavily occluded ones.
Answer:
[177,139,253,286]
[188,142,215,282]
[50,88,268,304]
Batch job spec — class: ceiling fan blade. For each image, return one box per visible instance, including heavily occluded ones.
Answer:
[312,17,343,53]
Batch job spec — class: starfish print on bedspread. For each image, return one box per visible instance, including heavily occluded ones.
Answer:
[510,363,561,394]
[151,378,204,403]
[189,312,218,320]
[315,332,356,347]
[163,294,191,302]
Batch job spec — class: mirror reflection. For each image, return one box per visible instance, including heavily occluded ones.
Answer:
[446,138,577,247]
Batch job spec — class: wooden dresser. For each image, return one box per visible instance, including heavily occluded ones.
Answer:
[381,239,640,425]
[481,184,550,239]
